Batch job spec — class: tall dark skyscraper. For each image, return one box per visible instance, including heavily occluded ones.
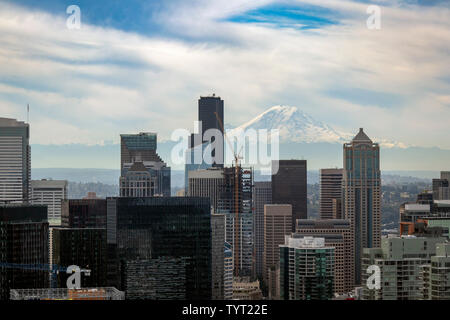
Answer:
[190,95,224,165]
[106,197,212,300]
[343,128,381,285]
[185,95,225,191]
[0,204,48,300]
[0,118,31,203]
[272,160,307,231]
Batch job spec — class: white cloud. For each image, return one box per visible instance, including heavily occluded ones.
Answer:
[0,0,449,151]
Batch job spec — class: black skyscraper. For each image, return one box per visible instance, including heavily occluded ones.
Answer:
[191,95,224,166]
[0,205,49,300]
[52,228,107,288]
[271,160,307,231]
[106,197,212,300]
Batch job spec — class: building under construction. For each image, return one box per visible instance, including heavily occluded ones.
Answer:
[218,166,253,277]
[10,287,124,300]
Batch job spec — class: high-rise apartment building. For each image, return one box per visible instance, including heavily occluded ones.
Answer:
[320,168,343,219]
[211,213,225,300]
[31,179,68,223]
[296,219,354,294]
[421,242,450,300]
[253,181,272,279]
[432,171,450,201]
[0,118,31,203]
[343,128,381,285]
[362,236,445,300]
[272,160,307,230]
[279,236,334,300]
[120,132,170,197]
[106,197,212,300]
[51,228,107,288]
[0,204,48,300]
[263,204,292,299]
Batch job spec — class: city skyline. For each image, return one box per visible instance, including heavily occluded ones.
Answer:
[2,0,450,306]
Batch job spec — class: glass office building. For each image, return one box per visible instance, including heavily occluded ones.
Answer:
[106,197,212,300]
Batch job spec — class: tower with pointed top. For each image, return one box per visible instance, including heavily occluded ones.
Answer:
[343,128,381,285]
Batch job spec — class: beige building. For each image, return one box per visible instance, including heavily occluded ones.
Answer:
[319,168,343,219]
[263,204,292,299]
[232,277,263,300]
[296,219,354,295]
[188,167,224,211]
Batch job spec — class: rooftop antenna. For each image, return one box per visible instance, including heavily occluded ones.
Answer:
[27,104,29,123]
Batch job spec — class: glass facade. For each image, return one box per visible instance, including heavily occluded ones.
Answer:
[0,205,48,300]
[106,197,212,300]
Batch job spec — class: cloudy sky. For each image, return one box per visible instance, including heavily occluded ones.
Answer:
[0,0,449,155]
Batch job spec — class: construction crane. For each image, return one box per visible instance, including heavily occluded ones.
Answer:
[0,263,90,288]
[214,111,243,276]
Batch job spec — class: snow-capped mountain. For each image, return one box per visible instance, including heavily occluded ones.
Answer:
[229,105,407,148]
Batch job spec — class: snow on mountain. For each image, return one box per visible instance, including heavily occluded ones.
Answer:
[228,105,407,148]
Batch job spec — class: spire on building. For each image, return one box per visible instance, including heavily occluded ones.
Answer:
[352,128,372,143]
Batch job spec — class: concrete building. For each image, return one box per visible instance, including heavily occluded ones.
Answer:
[272,160,307,230]
[296,219,354,294]
[31,179,68,223]
[263,204,292,299]
[232,277,263,300]
[0,118,31,203]
[421,242,450,300]
[319,168,343,220]
[120,132,170,197]
[219,166,253,277]
[433,171,450,201]
[343,128,381,285]
[188,167,224,211]
[362,236,445,300]
[253,181,272,279]
[280,236,334,300]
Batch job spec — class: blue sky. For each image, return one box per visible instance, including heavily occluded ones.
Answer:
[0,0,449,168]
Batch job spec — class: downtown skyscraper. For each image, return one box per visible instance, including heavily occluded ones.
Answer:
[272,160,307,231]
[185,95,225,191]
[120,132,170,197]
[0,118,31,203]
[319,168,343,219]
[343,128,381,285]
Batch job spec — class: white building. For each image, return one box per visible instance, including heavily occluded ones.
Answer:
[31,179,68,222]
